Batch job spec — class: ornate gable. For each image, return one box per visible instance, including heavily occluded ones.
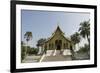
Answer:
[52,26,64,36]
[46,25,71,43]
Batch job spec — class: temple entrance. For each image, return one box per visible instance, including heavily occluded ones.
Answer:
[57,45,61,50]
[55,40,62,50]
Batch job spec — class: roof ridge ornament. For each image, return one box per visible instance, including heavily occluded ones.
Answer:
[56,21,59,29]
[57,21,60,26]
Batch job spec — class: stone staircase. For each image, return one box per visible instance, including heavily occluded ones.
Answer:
[53,50,61,55]
[40,49,72,62]
[45,50,61,56]
[42,55,72,62]
[46,49,71,56]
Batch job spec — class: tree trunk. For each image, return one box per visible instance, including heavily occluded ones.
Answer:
[71,44,75,60]
[87,35,90,45]
[25,41,28,57]
[86,35,90,59]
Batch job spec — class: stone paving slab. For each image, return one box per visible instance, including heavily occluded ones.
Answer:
[42,55,72,62]
[22,55,41,63]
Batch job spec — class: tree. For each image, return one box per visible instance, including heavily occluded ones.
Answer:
[36,38,46,54]
[78,44,89,53]
[21,41,26,62]
[21,41,25,46]
[24,31,32,56]
[78,20,90,44]
[77,44,90,59]
[37,38,46,48]
[71,32,80,59]
[71,32,80,49]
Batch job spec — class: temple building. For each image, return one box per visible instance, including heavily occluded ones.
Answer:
[42,25,74,56]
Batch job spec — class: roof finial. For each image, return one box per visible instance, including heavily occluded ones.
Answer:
[57,21,60,29]
[57,21,59,26]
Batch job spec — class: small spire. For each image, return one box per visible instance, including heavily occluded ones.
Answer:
[57,21,60,27]
[52,22,64,35]
[57,21,59,25]
[56,21,60,30]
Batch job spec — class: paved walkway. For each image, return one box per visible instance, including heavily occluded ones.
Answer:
[22,55,41,63]
[74,53,90,60]
[42,55,72,62]
[22,55,72,63]
[22,53,89,63]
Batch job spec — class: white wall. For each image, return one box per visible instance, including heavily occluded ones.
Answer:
[0,0,99,73]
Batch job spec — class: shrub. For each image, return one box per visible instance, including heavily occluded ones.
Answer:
[32,48,39,55]
[27,47,39,55]
[77,44,89,53]
[21,46,26,62]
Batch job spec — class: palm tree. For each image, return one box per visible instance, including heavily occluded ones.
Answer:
[78,20,90,44]
[24,31,32,56]
[71,32,80,59]
[78,20,90,59]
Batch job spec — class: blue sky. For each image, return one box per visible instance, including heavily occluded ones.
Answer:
[21,10,90,47]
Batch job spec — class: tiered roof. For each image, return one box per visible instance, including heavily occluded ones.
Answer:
[45,25,71,43]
